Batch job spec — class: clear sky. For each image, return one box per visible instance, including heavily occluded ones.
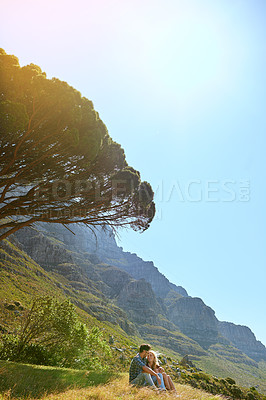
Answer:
[1,0,265,345]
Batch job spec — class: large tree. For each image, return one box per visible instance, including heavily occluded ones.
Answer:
[0,49,155,240]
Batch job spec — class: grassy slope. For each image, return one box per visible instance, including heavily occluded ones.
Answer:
[0,360,115,398]
[0,238,139,345]
[0,360,221,400]
[197,356,266,394]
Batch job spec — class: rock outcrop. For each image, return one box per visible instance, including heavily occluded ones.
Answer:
[218,322,266,362]
[111,252,188,299]
[28,223,188,299]
[167,297,220,349]
[116,278,163,325]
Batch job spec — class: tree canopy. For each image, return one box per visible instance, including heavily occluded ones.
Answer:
[0,296,111,369]
[0,49,155,240]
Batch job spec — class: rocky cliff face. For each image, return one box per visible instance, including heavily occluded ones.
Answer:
[110,252,188,299]
[14,226,75,267]
[218,322,266,362]
[24,222,188,299]
[167,297,220,349]
[116,279,163,325]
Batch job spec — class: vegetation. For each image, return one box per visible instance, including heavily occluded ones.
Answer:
[0,234,266,393]
[0,361,223,400]
[1,236,266,395]
[1,357,266,400]
[0,297,266,400]
[0,296,111,370]
[197,356,266,394]
[0,48,155,241]
[0,360,115,399]
[174,366,266,400]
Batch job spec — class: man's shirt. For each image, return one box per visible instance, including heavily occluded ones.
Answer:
[129,353,147,382]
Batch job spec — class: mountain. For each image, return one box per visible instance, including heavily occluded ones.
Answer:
[1,222,266,392]
[29,222,265,359]
[219,321,266,362]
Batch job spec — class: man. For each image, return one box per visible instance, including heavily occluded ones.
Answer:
[129,343,162,388]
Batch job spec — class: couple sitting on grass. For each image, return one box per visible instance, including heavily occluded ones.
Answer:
[129,343,176,392]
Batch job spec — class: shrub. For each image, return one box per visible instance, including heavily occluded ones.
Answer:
[220,378,227,385]
[0,334,19,361]
[192,372,211,382]
[0,296,111,370]
[246,392,256,400]
[72,326,111,371]
[230,384,244,399]
[199,380,208,391]
[226,377,236,385]
[189,379,199,388]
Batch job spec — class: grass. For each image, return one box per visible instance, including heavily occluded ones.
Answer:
[0,360,116,399]
[0,361,222,400]
[34,376,223,400]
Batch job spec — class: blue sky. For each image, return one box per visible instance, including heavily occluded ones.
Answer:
[1,0,265,345]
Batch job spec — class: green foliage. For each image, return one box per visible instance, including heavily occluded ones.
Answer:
[192,372,211,382]
[176,369,265,400]
[72,326,112,371]
[196,355,266,394]
[0,296,87,366]
[0,334,19,361]
[0,49,155,240]
[20,296,87,364]
[0,100,29,133]
[0,335,56,365]
[226,377,237,385]
[0,296,111,370]
[227,384,244,398]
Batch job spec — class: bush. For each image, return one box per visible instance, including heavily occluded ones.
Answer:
[220,378,227,385]
[192,372,211,382]
[246,392,256,400]
[189,379,198,388]
[226,377,236,385]
[199,380,208,391]
[0,297,111,370]
[0,334,57,364]
[0,334,19,361]
[230,384,244,399]
[73,326,111,371]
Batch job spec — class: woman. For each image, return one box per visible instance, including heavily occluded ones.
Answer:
[146,350,166,390]
[147,350,176,392]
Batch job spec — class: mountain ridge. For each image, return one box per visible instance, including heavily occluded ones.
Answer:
[12,222,266,358]
[1,222,266,392]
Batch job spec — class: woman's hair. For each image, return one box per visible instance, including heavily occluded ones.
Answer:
[147,350,159,370]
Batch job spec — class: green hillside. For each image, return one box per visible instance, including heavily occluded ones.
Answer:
[1,360,265,400]
[1,234,266,397]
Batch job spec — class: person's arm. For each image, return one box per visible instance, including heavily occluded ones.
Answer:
[142,365,161,385]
